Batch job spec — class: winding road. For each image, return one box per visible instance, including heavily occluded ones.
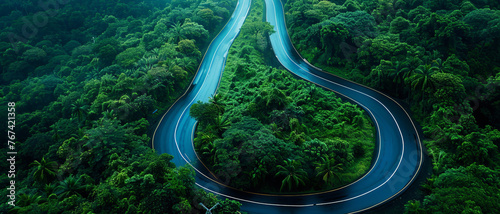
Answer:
[152,0,424,213]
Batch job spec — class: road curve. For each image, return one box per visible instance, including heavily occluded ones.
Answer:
[152,0,424,213]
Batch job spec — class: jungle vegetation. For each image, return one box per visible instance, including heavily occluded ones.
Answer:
[0,0,499,213]
[0,0,242,213]
[190,0,375,194]
[284,0,500,213]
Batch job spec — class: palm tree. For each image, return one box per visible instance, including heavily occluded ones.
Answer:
[44,183,57,196]
[102,109,116,120]
[209,115,230,137]
[431,58,444,73]
[275,159,308,192]
[373,60,394,89]
[176,57,197,73]
[409,64,439,111]
[170,21,185,44]
[250,160,268,187]
[270,123,284,139]
[315,156,343,187]
[197,132,217,164]
[389,61,410,96]
[56,175,85,198]
[71,127,86,139]
[17,193,43,207]
[209,93,225,115]
[429,148,447,174]
[71,99,87,123]
[30,157,58,185]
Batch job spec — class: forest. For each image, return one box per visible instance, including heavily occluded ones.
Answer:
[0,0,242,213]
[284,0,500,213]
[190,0,375,193]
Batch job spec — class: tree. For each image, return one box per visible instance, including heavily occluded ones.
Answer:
[409,64,439,111]
[195,8,221,30]
[177,39,201,57]
[241,21,275,41]
[390,17,410,34]
[275,159,308,192]
[457,132,498,166]
[249,160,268,187]
[315,156,343,187]
[422,164,500,213]
[404,200,424,214]
[180,19,209,44]
[30,157,58,185]
[263,87,290,110]
[169,21,185,44]
[190,100,218,126]
[56,175,85,198]
[196,133,217,165]
[370,60,395,89]
[209,93,225,115]
[209,115,230,137]
[463,8,500,43]
[22,47,47,65]
[430,72,466,107]
[443,54,469,77]
[329,11,378,38]
[116,47,146,68]
[95,44,119,66]
[320,22,349,60]
[389,61,411,96]
[17,193,43,207]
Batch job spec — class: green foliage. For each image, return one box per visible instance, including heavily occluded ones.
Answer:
[282,0,500,212]
[241,20,275,40]
[463,8,500,42]
[180,19,209,45]
[116,46,146,68]
[390,16,410,34]
[93,38,121,66]
[191,0,375,194]
[56,175,86,198]
[315,157,343,187]
[320,22,350,60]
[30,158,58,185]
[0,1,243,213]
[177,39,201,57]
[22,47,47,65]
[421,164,500,213]
[275,159,308,192]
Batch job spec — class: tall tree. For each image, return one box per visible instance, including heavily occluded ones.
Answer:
[315,156,343,187]
[30,157,58,185]
[275,159,308,192]
[56,175,85,198]
[409,64,439,111]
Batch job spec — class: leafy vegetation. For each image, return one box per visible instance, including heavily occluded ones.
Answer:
[190,0,375,194]
[284,0,500,212]
[0,0,243,213]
